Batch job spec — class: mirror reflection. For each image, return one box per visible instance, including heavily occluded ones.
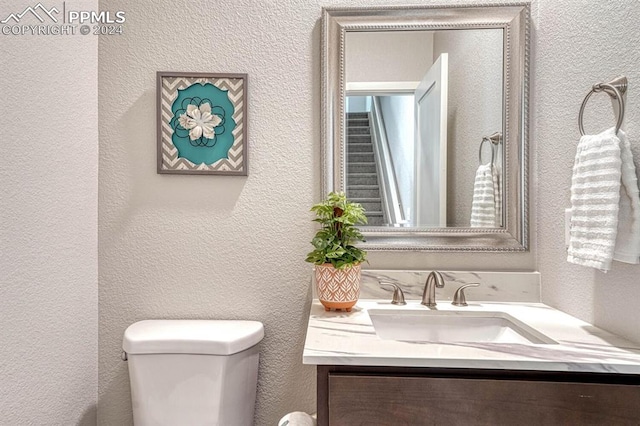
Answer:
[344,29,504,228]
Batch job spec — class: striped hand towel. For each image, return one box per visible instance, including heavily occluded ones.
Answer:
[471,164,501,227]
[567,127,640,271]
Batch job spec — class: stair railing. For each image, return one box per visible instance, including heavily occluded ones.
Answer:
[369,97,404,225]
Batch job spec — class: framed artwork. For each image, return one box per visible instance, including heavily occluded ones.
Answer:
[157,72,248,175]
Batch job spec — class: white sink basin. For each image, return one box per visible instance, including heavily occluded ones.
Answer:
[368,309,557,345]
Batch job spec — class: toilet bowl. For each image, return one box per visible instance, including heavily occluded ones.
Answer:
[123,319,264,426]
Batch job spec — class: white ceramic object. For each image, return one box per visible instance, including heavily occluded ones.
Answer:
[278,411,317,426]
[123,320,264,426]
[368,309,556,344]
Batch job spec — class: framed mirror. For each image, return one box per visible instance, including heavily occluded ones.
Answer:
[321,4,530,251]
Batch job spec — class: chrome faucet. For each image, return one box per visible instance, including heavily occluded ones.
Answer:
[422,271,445,308]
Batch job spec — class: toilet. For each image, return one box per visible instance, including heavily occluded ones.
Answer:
[122,319,264,426]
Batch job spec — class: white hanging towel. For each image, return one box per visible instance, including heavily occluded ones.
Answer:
[567,127,640,271]
[471,163,501,227]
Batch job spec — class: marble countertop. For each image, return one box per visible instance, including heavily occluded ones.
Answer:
[303,299,640,374]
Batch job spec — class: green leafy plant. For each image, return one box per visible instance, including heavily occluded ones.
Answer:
[305,191,368,269]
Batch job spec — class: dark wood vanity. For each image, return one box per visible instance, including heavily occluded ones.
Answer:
[317,365,640,425]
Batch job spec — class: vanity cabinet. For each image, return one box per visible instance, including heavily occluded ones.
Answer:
[317,366,640,426]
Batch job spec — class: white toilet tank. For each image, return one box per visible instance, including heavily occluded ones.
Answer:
[123,320,264,426]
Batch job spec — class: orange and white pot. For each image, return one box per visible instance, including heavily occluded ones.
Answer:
[314,263,361,312]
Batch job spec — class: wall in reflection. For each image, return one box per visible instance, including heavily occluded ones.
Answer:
[436,30,503,227]
[346,31,434,84]
[379,95,414,222]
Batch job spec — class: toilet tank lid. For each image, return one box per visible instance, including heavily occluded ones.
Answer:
[122,320,264,355]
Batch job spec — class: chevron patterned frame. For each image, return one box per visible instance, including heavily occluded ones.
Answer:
[157,72,248,175]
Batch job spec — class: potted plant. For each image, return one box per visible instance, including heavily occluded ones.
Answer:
[305,192,368,311]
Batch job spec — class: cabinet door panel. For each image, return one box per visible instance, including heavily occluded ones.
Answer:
[328,374,640,425]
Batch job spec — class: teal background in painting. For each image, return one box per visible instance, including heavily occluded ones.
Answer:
[171,83,236,165]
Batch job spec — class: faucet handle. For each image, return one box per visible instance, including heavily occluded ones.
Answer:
[379,281,407,305]
[452,283,480,307]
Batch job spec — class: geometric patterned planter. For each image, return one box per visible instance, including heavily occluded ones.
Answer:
[315,263,361,312]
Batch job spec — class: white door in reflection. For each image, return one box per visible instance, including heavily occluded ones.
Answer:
[414,53,448,227]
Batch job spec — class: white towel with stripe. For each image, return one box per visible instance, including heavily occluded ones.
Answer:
[567,127,640,272]
[471,163,501,227]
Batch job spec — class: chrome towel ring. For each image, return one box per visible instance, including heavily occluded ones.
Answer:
[478,132,502,165]
[578,76,627,136]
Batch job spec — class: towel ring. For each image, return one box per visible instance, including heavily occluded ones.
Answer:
[478,138,495,165]
[478,132,502,165]
[578,76,627,136]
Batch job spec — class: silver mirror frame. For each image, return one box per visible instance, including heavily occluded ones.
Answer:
[321,3,530,252]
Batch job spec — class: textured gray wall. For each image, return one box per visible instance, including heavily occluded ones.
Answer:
[0,1,98,424]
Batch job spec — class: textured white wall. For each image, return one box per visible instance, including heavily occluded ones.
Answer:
[97,0,640,425]
[536,0,640,343]
[97,3,536,425]
[10,0,640,424]
[0,1,98,424]
[97,1,322,425]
